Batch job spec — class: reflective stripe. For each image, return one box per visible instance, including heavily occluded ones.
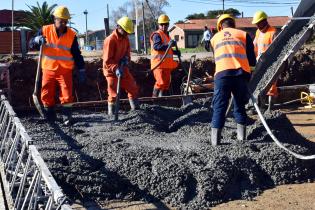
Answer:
[43,55,74,61]
[45,43,71,51]
[151,54,173,59]
[257,43,270,47]
[215,53,247,62]
[215,41,245,50]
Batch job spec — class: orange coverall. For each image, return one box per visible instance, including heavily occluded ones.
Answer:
[103,29,138,103]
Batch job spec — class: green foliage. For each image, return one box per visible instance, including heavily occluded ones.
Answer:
[184,8,241,20]
[18,1,57,32]
[186,13,206,20]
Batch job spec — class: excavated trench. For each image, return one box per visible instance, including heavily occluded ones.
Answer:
[19,99,315,208]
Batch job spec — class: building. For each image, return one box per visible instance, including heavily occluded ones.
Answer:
[0,9,30,54]
[169,16,290,49]
[78,29,137,51]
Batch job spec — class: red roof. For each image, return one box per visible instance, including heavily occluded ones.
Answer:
[0,10,27,26]
[172,16,290,31]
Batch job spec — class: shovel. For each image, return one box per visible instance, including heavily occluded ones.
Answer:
[114,67,122,121]
[182,55,196,105]
[32,44,45,118]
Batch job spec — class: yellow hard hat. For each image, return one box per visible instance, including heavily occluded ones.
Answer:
[158,14,170,24]
[252,11,268,24]
[53,6,71,20]
[117,16,134,34]
[217,14,235,31]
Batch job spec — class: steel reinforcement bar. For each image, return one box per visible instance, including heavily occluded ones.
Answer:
[0,95,71,210]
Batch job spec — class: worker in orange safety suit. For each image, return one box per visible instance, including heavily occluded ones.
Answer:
[103,16,139,116]
[252,11,278,110]
[150,14,180,97]
[30,6,86,125]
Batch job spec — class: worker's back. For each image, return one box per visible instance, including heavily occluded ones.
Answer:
[211,27,250,74]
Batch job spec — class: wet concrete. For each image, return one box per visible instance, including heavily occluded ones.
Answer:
[19,100,315,208]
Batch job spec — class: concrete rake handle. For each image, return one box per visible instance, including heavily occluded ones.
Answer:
[32,44,45,118]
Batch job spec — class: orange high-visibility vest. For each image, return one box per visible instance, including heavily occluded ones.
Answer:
[150,30,178,69]
[42,24,75,70]
[253,26,276,58]
[211,28,250,74]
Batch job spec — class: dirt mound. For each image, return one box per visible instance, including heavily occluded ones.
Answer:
[19,99,315,208]
[2,48,315,107]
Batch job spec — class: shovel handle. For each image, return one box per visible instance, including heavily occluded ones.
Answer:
[114,75,122,121]
[33,44,43,95]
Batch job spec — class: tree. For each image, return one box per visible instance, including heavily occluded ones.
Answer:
[206,8,241,18]
[186,13,206,20]
[18,1,57,32]
[184,8,241,20]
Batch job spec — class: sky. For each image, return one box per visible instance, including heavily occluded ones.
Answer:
[1,0,300,34]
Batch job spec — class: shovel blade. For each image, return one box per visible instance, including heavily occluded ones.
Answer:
[32,94,45,118]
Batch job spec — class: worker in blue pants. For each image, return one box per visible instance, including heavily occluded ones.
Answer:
[210,14,256,146]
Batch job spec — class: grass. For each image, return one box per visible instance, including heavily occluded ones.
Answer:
[179,46,208,53]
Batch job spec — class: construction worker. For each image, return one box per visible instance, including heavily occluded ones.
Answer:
[30,6,86,125]
[150,14,180,97]
[210,14,256,146]
[103,17,139,116]
[252,11,278,110]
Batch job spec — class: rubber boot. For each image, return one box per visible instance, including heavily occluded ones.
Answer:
[129,98,140,111]
[152,88,160,97]
[211,128,222,146]
[43,107,56,123]
[62,106,73,126]
[237,124,246,141]
[158,90,164,97]
[108,103,115,116]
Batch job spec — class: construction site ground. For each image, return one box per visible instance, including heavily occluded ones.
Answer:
[64,107,315,210]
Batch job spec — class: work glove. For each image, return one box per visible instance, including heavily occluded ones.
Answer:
[34,35,46,45]
[116,66,124,77]
[168,39,177,47]
[78,69,86,84]
[119,56,129,66]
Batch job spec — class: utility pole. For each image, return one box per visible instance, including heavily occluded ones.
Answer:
[222,0,225,13]
[11,0,14,55]
[291,7,294,16]
[142,1,147,54]
[83,10,88,46]
[134,0,139,53]
[104,4,110,37]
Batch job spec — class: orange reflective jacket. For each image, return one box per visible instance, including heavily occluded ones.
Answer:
[150,30,178,70]
[211,28,250,74]
[42,24,75,70]
[253,26,276,58]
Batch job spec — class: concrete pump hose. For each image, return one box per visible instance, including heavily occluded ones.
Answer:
[250,93,315,160]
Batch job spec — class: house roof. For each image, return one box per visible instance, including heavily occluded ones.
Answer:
[0,10,27,27]
[170,16,290,31]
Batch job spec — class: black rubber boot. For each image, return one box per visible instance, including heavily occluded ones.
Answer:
[108,103,115,116]
[152,88,160,97]
[43,107,56,123]
[62,106,73,126]
[211,128,222,146]
[129,98,140,111]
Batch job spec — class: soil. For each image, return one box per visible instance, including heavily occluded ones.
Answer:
[1,46,314,108]
[18,99,315,209]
